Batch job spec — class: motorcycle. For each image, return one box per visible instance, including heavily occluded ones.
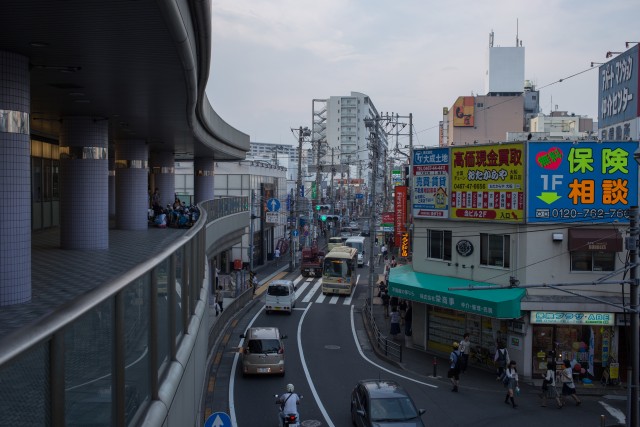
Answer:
[274,394,303,427]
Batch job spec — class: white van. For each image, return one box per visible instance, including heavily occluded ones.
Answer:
[345,236,366,267]
[265,279,296,314]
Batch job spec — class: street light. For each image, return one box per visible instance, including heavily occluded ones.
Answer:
[364,117,379,317]
[291,126,311,272]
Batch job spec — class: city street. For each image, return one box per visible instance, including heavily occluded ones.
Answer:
[206,241,628,427]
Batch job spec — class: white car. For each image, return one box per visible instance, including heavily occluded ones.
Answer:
[349,221,358,229]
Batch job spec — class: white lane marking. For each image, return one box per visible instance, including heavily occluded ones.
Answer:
[599,401,626,425]
[229,307,264,426]
[315,291,327,304]
[349,305,438,388]
[343,275,360,305]
[329,295,339,304]
[298,303,335,427]
[303,280,322,303]
[292,275,304,286]
[295,280,311,297]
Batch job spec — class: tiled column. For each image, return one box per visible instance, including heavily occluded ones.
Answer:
[150,151,175,209]
[194,157,215,204]
[108,147,116,219]
[0,51,31,306]
[60,117,109,249]
[115,140,149,230]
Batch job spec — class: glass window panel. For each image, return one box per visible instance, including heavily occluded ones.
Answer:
[593,251,615,271]
[32,158,42,202]
[174,248,184,343]
[228,175,241,189]
[0,344,49,426]
[123,278,148,424]
[156,259,171,377]
[43,159,52,201]
[443,231,452,261]
[65,299,113,426]
[42,142,52,159]
[52,160,60,199]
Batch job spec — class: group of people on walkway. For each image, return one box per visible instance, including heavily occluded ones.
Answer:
[447,337,582,410]
[149,188,199,228]
[378,280,412,341]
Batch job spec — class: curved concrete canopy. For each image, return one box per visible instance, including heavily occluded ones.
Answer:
[0,0,249,160]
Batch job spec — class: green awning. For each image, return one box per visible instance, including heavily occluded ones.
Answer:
[388,264,525,319]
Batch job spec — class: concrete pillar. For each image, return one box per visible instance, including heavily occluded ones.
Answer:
[108,146,116,219]
[0,51,31,305]
[150,151,175,209]
[194,157,215,204]
[115,140,149,230]
[60,117,109,249]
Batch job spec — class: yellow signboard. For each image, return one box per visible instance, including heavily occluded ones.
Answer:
[450,143,525,222]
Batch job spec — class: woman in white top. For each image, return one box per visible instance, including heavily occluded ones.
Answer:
[560,360,582,406]
[503,360,519,408]
[541,361,563,408]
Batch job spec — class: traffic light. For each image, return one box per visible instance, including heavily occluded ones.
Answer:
[320,214,327,221]
[315,205,321,211]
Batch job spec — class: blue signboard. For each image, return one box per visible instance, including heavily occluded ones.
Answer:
[267,198,281,212]
[598,45,639,128]
[412,148,450,219]
[527,141,638,223]
[355,193,364,199]
[204,412,231,427]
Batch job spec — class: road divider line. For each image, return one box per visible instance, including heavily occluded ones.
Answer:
[349,305,438,388]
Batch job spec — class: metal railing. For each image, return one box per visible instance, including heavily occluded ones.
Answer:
[362,298,402,363]
[0,196,247,427]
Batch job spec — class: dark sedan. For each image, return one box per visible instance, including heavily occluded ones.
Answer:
[351,379,426,426]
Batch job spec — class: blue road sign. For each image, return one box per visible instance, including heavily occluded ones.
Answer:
[267,198,281,212]
[292,230,299,237]
[204,412,231,427]
[286,194,291,210]
[355,193,364,199]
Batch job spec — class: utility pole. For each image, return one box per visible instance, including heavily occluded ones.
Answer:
[629,205,639,427]
[288,187,295,272]
[249,190,255,272]
[331,147,336,214]
[365,117,379,319]
[294,126,310,266]
[315,138,322,240]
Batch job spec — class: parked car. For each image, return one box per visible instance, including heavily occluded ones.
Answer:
[240,327,287,376]
[351,379,426,426]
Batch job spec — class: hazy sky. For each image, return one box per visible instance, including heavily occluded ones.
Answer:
[206,0,639,149]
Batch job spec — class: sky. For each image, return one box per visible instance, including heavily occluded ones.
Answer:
[206,0,639,149]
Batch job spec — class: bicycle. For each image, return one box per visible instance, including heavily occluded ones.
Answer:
[600,357,620,386]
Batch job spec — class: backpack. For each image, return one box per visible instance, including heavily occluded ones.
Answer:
[452,350,462,370]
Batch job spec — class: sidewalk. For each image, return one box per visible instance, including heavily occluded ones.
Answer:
[362,289,627,398]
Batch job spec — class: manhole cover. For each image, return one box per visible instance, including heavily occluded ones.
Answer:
[324,344,341,350]
[301,420,322,427]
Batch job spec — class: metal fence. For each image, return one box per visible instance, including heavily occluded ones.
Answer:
[0,196,247,427]
[362,298,403,363]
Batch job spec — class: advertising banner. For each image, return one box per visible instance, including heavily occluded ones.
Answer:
[527,141,638,223]
[450,143,525,222]
[452,96,475,127]
[412,148,449,219]
[598,44,639,128]
[394,186,407,246]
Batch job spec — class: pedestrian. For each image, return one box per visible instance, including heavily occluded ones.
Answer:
[398,299,407,325]
[403,304,412,337]
[251,272,258,295]
[390,255,397,267]
[381,243,388,259]
[494,340,510,380]
[216,285,224,314]
[389,295,399,313]
[541,361,563,408]
[448,342,462,392]
[459,333,471,373]
[560,360,582,406]
[274,247,280,266]
[503,360,520,408]
[377,281,387,297]
[389,308,401,340]
[381,291,390,318]
[214,286,221,316]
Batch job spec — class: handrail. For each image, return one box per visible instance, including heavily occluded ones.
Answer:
[362,298,403,362]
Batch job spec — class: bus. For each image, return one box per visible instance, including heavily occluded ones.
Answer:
[345,236,365,268]
[322,246,358,295]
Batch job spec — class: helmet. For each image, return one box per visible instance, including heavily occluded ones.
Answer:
[452,342,459,349]
[286,383,295,393]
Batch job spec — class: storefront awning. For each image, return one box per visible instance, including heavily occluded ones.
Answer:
[568,228,622,252]
[388,264,525,319]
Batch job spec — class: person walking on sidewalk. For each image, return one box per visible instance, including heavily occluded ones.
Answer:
[380,290,390,318]
[494,340,510,380]
[459,333,471,373]
[215,285,224,314]
[541,362,563,408]
[503,360,520,408]
[448,342,462,392]
[560,360,582,406]
[389,308,401,340]
[274,247,281,266]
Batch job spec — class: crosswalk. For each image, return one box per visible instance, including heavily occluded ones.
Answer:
[281,274,360,306]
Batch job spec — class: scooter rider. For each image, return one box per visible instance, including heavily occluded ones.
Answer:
[276,383,301,426]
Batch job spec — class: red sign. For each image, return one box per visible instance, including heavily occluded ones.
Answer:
[394,186,407,247]
[382,212,394,224]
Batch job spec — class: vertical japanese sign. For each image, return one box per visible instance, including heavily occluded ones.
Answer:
[450,143,525,222]
[598,44,639,128]
[527,141,638,223]
[394,186,407,247]
[412,148,449,219]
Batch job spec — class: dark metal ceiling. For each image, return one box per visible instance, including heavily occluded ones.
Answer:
[0,0,249,160]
